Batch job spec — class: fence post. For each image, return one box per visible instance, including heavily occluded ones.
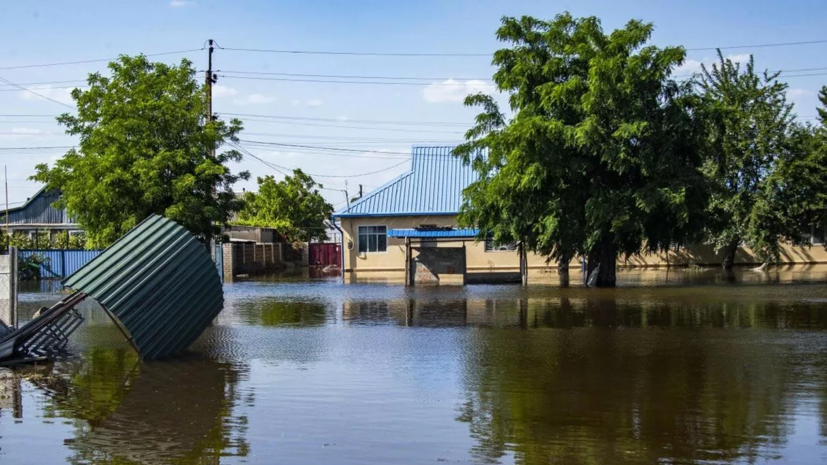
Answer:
[61,249,66,279]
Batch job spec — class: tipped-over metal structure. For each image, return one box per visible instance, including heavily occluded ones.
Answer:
[0,215,224,364]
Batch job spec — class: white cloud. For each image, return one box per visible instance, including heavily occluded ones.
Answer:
[676,54,753,75]
[233,93,275,105]
[306,98,324,107]
[291,99,301,106]
[421,79,496,103]
[726,54,751,64]
[212,84,238,98]
[169,0,195,7]
[336,115,349,121]
[19,85,74,105]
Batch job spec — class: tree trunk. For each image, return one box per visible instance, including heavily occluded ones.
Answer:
[586,236,617,287]
[722,238,739,270]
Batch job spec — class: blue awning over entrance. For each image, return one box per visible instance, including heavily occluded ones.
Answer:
[388,228,479,238]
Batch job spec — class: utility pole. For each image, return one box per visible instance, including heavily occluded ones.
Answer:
[205,39,218,258]
[205,39,216,161]
[359,184,363,199]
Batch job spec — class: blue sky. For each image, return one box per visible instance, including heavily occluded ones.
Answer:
[1,0,826,209]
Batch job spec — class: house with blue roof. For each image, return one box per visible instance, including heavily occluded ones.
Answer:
[332,146,827,284]
[332,146,551,284]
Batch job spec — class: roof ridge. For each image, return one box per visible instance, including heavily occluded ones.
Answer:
[334,159,414,215]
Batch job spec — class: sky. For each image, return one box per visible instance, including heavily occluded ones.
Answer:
[1,0,826,211]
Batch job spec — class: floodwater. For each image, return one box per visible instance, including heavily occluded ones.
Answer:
[3,267,827,464]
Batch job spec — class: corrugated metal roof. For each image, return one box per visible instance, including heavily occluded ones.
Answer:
[0,187,76,226]
[388,228,479,238]
[63,215,222,360]
[333,146,476,217]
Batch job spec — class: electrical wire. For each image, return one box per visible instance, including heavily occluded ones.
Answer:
[0,48,204,71]
[0,79,87,88]
[0,75,75,108]
[687,39,827,51]
[218,46,490,57]
[218,74,483,86]
[217,70,491,81]
[0,145,74,151]
[218,38,827,57]
[229,118,466,134]
[239,140,414,156]
[220,112,471,127]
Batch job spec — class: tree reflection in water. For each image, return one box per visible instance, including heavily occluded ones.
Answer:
[28,347,250,464]
[455,297,827,464]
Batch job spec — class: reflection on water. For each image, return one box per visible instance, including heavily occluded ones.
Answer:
[3,348,249,464]
[3,266,827,464]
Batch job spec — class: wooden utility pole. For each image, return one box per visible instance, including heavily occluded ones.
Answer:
[4,165,8,250]
[359,184,363,199]
[205,39,216,161]
[205,39,218,257]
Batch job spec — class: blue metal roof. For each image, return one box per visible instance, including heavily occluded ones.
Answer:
[333,146,477,217]
[388,228,479,238]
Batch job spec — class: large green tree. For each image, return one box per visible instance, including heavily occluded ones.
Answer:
[698,53,809,266]
[235,170,333,243]
[32,55,247,248]
[454,13,707,287]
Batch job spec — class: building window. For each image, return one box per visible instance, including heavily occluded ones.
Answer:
[484,238,518,252]
[358,226,387,253]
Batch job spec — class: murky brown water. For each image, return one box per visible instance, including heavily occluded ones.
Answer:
[4,266,827,464]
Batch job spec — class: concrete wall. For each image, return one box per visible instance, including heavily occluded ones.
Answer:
[338,215,827,279]
[222,242,283,281]
[0,249,17,327]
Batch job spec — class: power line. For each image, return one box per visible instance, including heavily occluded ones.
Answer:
[239,140,414,156]
[218,70,491,81]
[218,38,827,58]
[0,75,75,109]
[0,79,87,88]
[0,48,204,71]
[687,39,827,51]
[218,46,490,57]
[218,74,482,86]
[220,112,471,127]
[0,146,73,151]
[236,143,413,160]
[0,114,58,117]
[231,118,466,134]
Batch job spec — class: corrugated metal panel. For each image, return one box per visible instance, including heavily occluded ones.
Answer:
[0,188,76,226]
[63,215,222,360]
[333,146,477,217]
[388,228,479,238]
[18,249,103,279]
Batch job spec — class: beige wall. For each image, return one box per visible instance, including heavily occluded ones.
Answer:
[338,215,827,276]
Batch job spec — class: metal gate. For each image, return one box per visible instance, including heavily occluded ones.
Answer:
[309,243,340,268]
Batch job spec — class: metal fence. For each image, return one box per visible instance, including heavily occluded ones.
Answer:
[18,249,103,280]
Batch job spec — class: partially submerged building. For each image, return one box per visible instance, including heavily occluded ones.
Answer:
[332,147,551,284]
[332,146,827,284]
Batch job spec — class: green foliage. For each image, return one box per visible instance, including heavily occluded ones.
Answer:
[1,231,87,251]
[18,252,49,281]
[454,13,707,286]
[234,170,333,243]
[31,55,249,248]
[697,52,808,263]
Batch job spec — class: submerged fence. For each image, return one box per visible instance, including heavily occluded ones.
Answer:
[18,249,103,280]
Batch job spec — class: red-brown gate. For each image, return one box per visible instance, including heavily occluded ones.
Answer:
[309,243,341,268]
